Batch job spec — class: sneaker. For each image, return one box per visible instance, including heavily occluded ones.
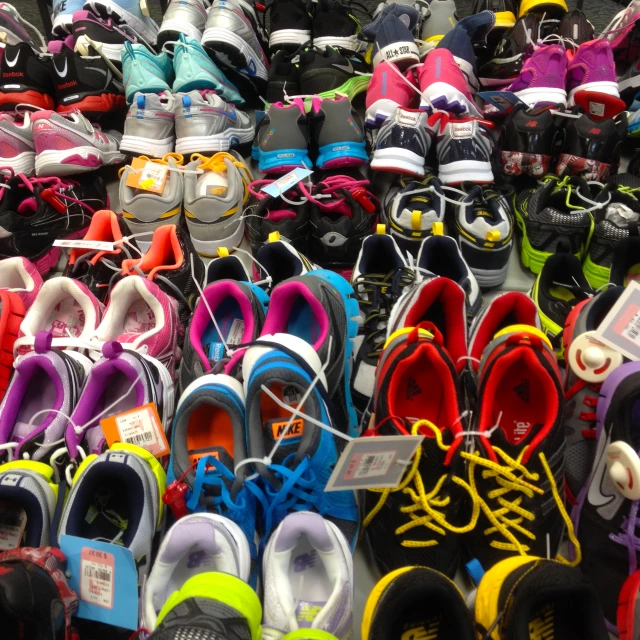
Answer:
[58,443,165,580]
[122,42,173,103]
[83,0,159,46]
[0,112,35,176]
[254,238,318,286]
[0,43,55,111]
[421,0,460,45]
[142,513,251,631]
[0,257,43,309]
[361,3,420,41]
[602,0,640,66]
[175,90,253,155]
[307,170,378,274]
[371,10,420,68]
[206,250,252,283]
[52,0,85,35]
[0,288,24,399]
[513,175,597,273]
[370,108,431,177]
[430,113,494,185]
[262,512,353,638]
[120,91,175,157]
[559,8,594,44]
[362,567,475,640]
[158,0,210,45]
[183,151,253,256]
[178,281,268,393]
[313,0,365,52]
[475,557,609,639]
[268,0,312,50]
[518,0,567,19]
[32,110,125,178]
[453,183,513,288]
[471,0,514,31]
[362,326,471,577]
[610,234,640,286]
[618,59,640,105]
[365,61,416,127]
[267,50,301,103]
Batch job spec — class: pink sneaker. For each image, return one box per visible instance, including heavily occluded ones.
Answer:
[0,113,34,176]
[0,257,43,309]
[418,48,480,116]
[365,61,417,127]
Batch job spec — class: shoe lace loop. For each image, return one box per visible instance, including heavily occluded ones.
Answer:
[611,500,640,571]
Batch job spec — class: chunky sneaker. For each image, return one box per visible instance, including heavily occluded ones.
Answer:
[52,0,85,35]
[262,512,354,638]
[368,6,420,68]
[121,91,175,157]
[268,0,312,50]
[499,102,563,178]
[0,257,43,310]
[122,42,173,103]
[313,0,364,52]
[430,113,494,185]
[142,513,251,631]
[362,567,475,640]
[84,0,159,45]
[267,49,301,103]
[183,152,253,256]
[453,184,513,289]
[298,47,369,100]
[365,60,416,127]
[0,43,55,111]
[371,108,432,177]
[0,112,35,176]
[421,0,460,44]
[158,0,210,45]
[175,90,253,155]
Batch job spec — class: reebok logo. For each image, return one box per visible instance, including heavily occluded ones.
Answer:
[513,378,530,402]
[451,122,473,138]
[57,80,78,90]
[271,418,304,439]
[398,111,420,126]
[2,72,23,78]
[406,376,422,400]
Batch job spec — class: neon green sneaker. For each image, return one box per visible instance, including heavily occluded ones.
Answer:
[283,631,339,639]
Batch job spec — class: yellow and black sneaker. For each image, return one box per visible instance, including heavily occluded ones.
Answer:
[475,556,609,640]
[362,566,475,640]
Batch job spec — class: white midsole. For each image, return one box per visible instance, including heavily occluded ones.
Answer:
[439,160,493,185]
[74,35,124,61]
[120,134,175,157]
[568,81,620,102]
[1,151,35,175]
[187,220,246,258]
[514,86,567,106]
[314,35,366,53]
[176,129,254,154]
[371,148,425,176]
[202,28,268,81]
[35,147,126,177]
[269,29,311,47]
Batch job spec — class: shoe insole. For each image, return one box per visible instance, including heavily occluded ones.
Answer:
[44,295,85,338]
[287,297,321,345]
[201,297,244,362]
[197,172,228,199]
[186,404,235,467]
[13,370,58,440]
[625,264,640,286]
[390,359,446,426]
[260,382,306,463]
[123,298,156,334]
[548,284,576,302]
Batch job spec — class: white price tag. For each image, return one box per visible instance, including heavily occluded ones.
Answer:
[596,282,640,361]
[80,548,115,610]
[53,239,115,252]
[0,502,26,550]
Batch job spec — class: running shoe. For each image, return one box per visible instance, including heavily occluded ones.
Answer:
[453,183,513,288]
[32,110,126,178]
[262,512,353,638]
[313,0,365,52]
[421,0,460,45]
[52,0,86,35]
[618,59,640,106]
[175,90,253,155]
[366,6,420,69]
[142,513,251,631]
[183,151,253,257]
[158,0,210,45]
[365,60,416,127]
[254,238,318,287]
[58,443,165,580]
[362,567,475,640]
[0,43,55,111]
[518,0,567,19]
[559,8,594,45]
[122,41,173,103]
[206,249,251,284]
[609,228,640,286]
[84,0,159,46]
[0,112,35,176]
[362,326,471,577]
[475,556,608,639]
[0,257,42,309]
[298,47,369,100]
[120,91,175,157]
[267,49,301,104]
[268,0,312,50]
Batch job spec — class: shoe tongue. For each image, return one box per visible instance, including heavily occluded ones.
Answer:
[200,90,224,106]
[190,445,235,474]
[489,420,546,459]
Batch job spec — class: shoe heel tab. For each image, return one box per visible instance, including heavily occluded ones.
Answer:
[494,324,553,350]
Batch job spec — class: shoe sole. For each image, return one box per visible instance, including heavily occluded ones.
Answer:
[618,570,640,640]
[317,140,368,170]
[176,128,254,155]
[202,28,268,82]
[0,290,25,400]
[84,0,159,45]
[35,148,127,178]
[438,160,493,185]
[419,82,481,117]
[120,134,174,157]
[0,90,54,111]
[57,93,126,116]
[513,86,567,107]
[0,151,35,176]
[269,29,311,49]
[371,148,424,177]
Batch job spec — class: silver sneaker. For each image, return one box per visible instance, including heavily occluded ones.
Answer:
[158,0,211,45]
[421,0,458,43]
[121,91,176,157]
[175,90,253,155]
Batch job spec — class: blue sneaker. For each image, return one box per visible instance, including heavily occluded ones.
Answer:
[173,35,243,105]
[122,42,173,103]
[52,0,85,35]
[84,0,160,45]
[243,334,359,550]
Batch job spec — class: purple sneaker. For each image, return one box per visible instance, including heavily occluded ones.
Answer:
[503,44,567,107]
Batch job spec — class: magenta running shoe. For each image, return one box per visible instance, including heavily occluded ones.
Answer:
[0,257,43,309]
[503,44,568,107]
[32,109,126,178]
[365,61,417,127]
[0,112,35,175]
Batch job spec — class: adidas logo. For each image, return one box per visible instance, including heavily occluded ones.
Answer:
[513,378,530,402]
[406,376,422,400]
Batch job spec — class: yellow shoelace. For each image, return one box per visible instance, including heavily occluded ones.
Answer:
[191,152,252,203]
[462,445,582,565]
[363,420,479,547]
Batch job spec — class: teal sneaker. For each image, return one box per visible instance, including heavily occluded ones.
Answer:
[173,35,243,105]
[122,42,174,103]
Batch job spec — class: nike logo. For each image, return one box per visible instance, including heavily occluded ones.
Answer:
[587,426,625,520]
[332,61,354,74]
[210,108,237,121]
[5,50,19,68]
[53,57,68,77]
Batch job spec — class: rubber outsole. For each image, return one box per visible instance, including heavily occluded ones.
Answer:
[0,91,54,111]
[57,93,126,115]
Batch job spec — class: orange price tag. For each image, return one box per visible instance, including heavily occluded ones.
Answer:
[124,157,169,194]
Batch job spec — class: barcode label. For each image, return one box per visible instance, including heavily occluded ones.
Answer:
[80,548,115,609]
[84,566,112,582]
[0,502,26,550]
[623,310,640,342]
[125,431,154,445]
[115,408,158,451]
[351,451,396,479]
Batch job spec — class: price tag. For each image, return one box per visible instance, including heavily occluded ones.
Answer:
[53,239,115,252]
[261,168,312,198]
[478,91,528,113]
[80,548,115,609]
[0,501,26,550]
[125,157,169,194]
[596,282,640,361]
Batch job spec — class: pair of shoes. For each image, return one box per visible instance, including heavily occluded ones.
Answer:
[252,96,367,173]
[157,0,211,45]
[120,90,253,157]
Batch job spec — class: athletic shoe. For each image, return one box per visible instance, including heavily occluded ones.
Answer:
[561,286,624,504]
[122,41,173,103]
[253,99,311,173]
[84,0,159,46]
[0,174,107,274]
[262,512,353,638]
[475,557,608,639]
[298,47,369,100]
[183,151,253,257]
[0,43,55,111]
[148,573,261,640]
[362,567,475,640]
[362,326,471,577]
[267,49,301,104]
[453,183,513,289]
[120,91,175,157]
[499,102,563,178]
[559,8,593,43]
[254,238,318,287]
[243,333,359,544]
[58,443,164,580]
[93,275,181,377]
[371,9,420,68]
[177,281,268,393]
[142,513,251,631]
[158,0,210,46]
[555,111,626,182]
[0,112,35,176]
[618,59,640,106]
[471,0,514,31]
[503,44,568,107]
[610,233,640,286]
[206,250,251,284]
[120,153,183,250]
[529,251,593,344]
[313,0,364,52]
[32,110,125,178]
[52,0,86,35]
[175,90,253,155]
[0,257,42,309]
[421,0,459,45]
[268,0,312,50]
[619,570,640,640]
[365,60,416,127]
[307,170,378,274]
[0,288,24,399]
[430,113,494,185]
[362,2,420,39]
[513,175,597,273]
[370,108,431,177]
[518,0,567,19]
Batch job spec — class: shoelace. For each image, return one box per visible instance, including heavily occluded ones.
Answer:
[611,500,640,573]
[540,174,611,214]
[564,379,599,439]
[461,445,581,564]
[363,420,479,545]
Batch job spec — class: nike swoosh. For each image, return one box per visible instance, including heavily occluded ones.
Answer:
[332,61,354,74]
[211,108,237,121]
[5,50,19,68]
[53,57,67,77]
[587,426,626,520]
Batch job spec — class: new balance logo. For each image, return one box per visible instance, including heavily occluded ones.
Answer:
[588,128,601,135]
[525,120,539,127]
[513,379,530,402]
[293,550,316,572]
[406,376,422,400]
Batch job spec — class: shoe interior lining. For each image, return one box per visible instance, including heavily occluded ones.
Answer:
[186,404,235,467]
[43,295,86,339]
[201,297,243,358]
[287,295,321,345]
[12,370,58,441]
[260,382,306,463]
[123,297,157,334]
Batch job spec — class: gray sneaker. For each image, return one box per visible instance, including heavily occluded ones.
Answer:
[119,154,183,252]
[121,91,176,157]
[183,150,253,256]
[175,90,253,155]
[421,0,458,43]
[158,0,211,45]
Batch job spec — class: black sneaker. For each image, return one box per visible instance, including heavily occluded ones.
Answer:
[312,0,365,53]
[610,234,640,286]
[0,43,55,111]
[559,8,594,45]
[267,49,301,103]
[298,46,368,99]
[268,0,312,51]
[500,102,563,178]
